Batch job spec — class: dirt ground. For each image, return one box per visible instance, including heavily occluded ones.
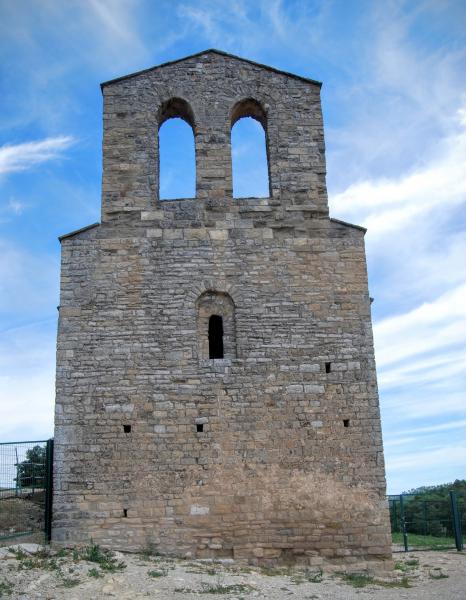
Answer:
[0,543,465,599]
[0,498,44,540]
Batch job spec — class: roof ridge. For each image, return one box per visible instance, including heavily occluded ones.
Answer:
[100,49,322,90]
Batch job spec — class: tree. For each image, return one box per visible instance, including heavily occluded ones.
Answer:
[390,480,466,537]
[15,445,46,490]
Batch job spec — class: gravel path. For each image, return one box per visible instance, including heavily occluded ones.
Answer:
[0,544,465,599]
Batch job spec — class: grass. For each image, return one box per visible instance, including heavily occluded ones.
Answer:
[0,581,14,597]
[140,543,159,560]
[76,543,126,572]
[148,569,167,577]
[174,572,254,596]
[395,558,419,572]
[185,564,214,574]
[4,542,133,592]
[377,578,411,588]
[199,582,254,594]
[7,544,89,588]
[291,569,323,584]
[8,547,61,572]
[392,532,456,550]
[60,577,81,588]
[8,548,28,561]
[340,573,411,589]
[340,573,375,588]
[260,565,291,577]
[88,567,103,578]
[6,543,127,587]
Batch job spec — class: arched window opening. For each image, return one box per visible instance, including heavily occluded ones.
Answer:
[231,99,270,198]
[197,291,236,361]
[208,315,224,359]
[158,97,196,200]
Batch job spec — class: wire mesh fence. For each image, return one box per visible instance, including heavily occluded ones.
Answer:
[0,440,53,542]
[388,491,465,552]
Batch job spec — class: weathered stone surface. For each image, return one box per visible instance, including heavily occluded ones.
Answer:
[53,50,391,568]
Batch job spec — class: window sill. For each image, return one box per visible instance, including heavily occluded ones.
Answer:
[199,358,233,368]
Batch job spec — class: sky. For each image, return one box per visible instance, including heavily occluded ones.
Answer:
[0,0,465,495]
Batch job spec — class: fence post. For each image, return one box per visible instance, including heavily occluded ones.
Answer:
[44,438,54,543]
[399,494,408,552]
[393,499,398,532]
[15,447,20,497]
[449,491,463,551]
[423,500,428,536]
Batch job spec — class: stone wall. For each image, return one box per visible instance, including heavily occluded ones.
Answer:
[53,50,392,569]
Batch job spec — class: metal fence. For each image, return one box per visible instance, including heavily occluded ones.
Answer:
[388,491,465,552]
[0,439,53,542]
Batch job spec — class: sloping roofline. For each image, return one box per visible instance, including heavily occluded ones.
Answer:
[59,222,100,242]
[100,49,322,90]
[330,218,367,233]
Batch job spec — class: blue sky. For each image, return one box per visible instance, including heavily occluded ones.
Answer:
[0,0,465,494]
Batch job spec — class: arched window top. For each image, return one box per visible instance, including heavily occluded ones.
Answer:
[196,290,236,309]
[158,97,195,130]
[230,99,270,198]
[230,98,267,129]
[158,97,196,200]
[197,291,236,361]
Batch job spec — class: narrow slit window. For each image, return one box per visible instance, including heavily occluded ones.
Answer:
[208,314,224,359]
[343,419,350,428]
[196,291,236,361]
[325,362,331,373]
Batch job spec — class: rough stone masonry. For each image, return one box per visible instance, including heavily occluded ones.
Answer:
[53,49,392,570]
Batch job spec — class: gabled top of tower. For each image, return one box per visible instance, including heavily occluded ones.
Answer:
[99,48,328,220]
[100,49,322,90]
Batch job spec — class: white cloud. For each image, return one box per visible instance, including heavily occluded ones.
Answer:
[374,284,466,368]
[88,0,142,46]
[385,442,466,493]
[0,136,75,176]
[0,1,154,131]
[391,418,466,438]
[0,0,150,73]
[330,107,466,235]
[326,3,466,191]
[178,0,329,61]
[0,240,59,318]
[6,198,26,215]
[381,386,466,422]
[388,444,466,472]
[323,4,466,494]
[378,351,466,389]
[0,321,55,441]
[83,0,150,68]
[0,198,28,223]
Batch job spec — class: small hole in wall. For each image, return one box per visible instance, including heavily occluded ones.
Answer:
[123,508,128,517]
[343,419,350,428]
[123,424,131,433]
[325,362,331,373]
[196,423,204,433]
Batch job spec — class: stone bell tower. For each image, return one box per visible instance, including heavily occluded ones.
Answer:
[53,49,392,569]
